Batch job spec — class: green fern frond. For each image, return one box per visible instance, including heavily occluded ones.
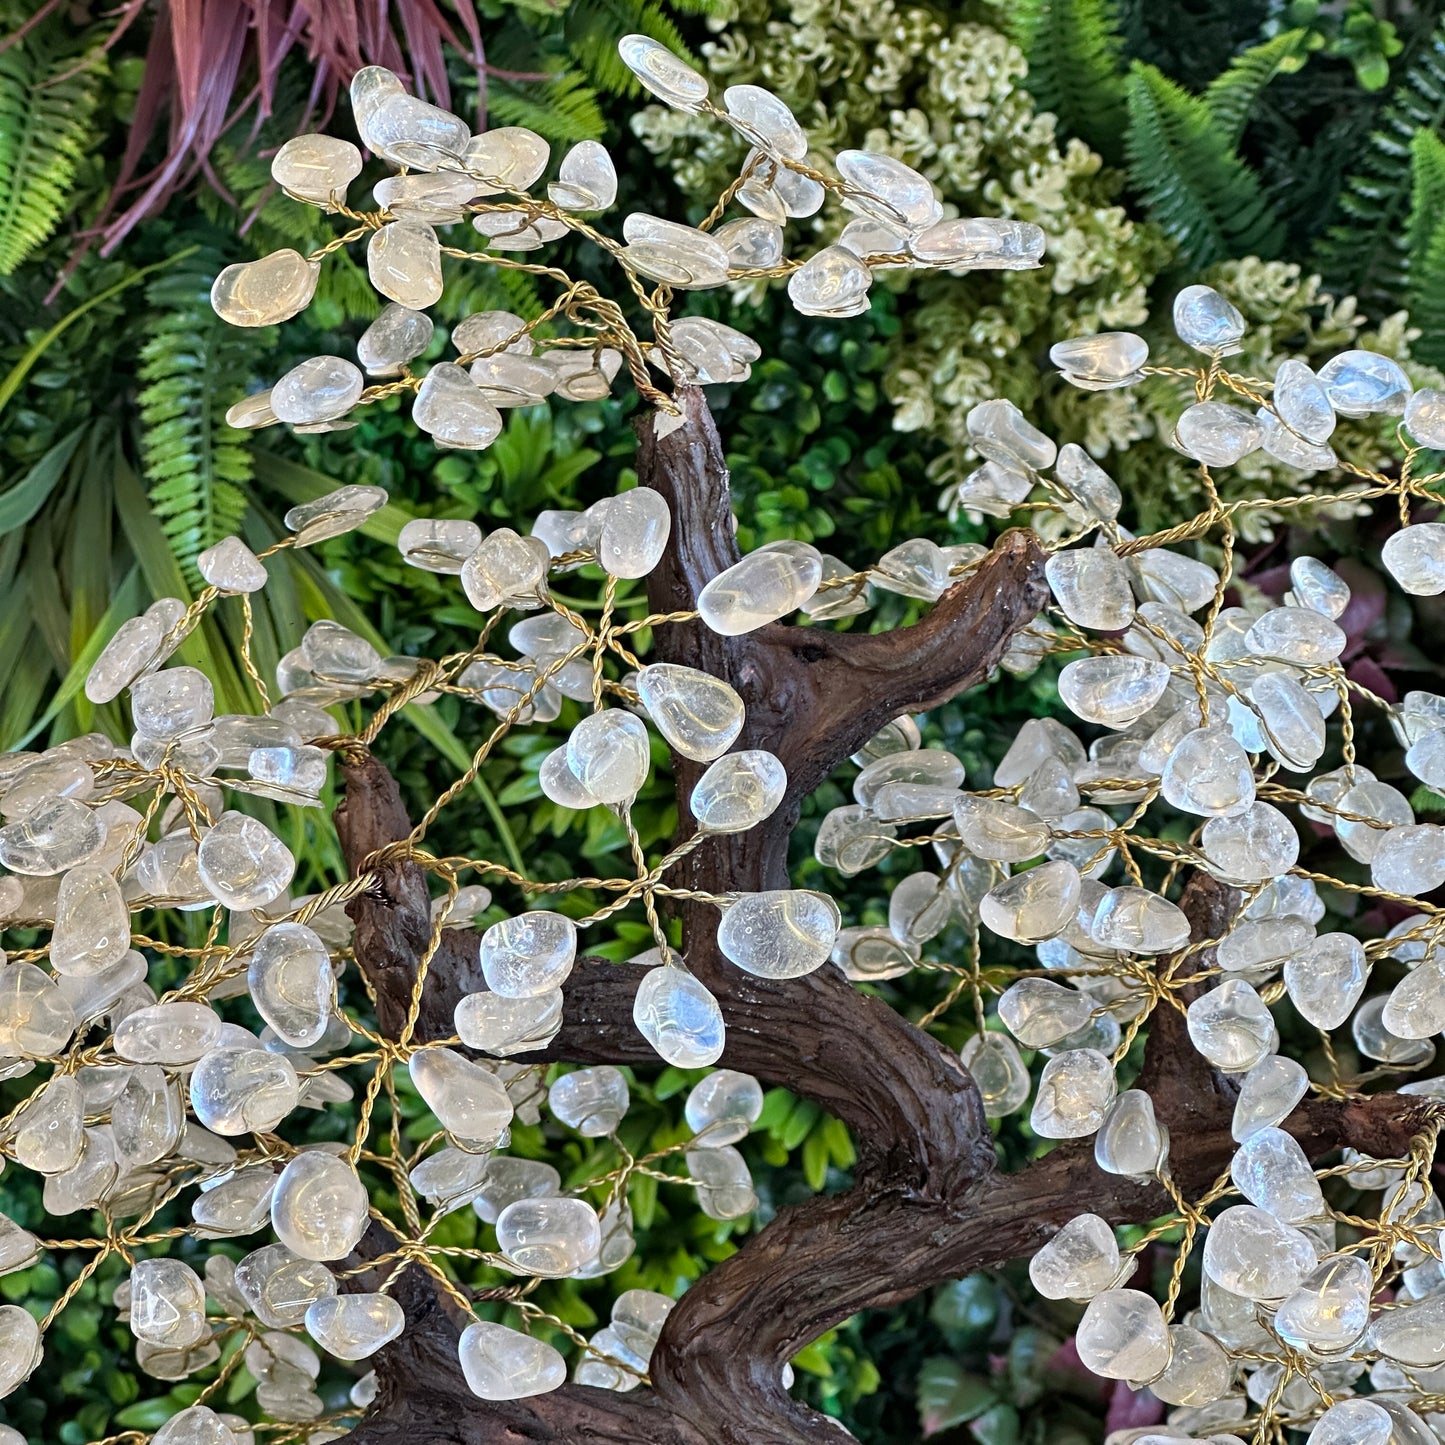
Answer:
[1407,127,1445,263]
[488,71,606,143]
[563,0,694,98]
[1407,129,1445,368]
[1203,28,1311,150]
[1012,0,1128,164]
[0,21,105,275]
[1123,60,1284,267]
[1314,19,1445,307]
[138,254,269,574]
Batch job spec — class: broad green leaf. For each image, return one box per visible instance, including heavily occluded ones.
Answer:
[916,1357,995,1436]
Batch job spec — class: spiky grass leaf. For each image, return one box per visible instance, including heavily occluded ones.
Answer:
[1123,60,1284,267]
[1012,0,1128,163]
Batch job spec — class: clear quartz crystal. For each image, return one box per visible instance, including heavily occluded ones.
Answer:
[1075,1288,1171,1382]
[211,250,320,327]
[1150,1324,1230,1406]
[1186,980,1278,1071]
[1094,1089,1168,1178]
[1202,1204,1317,1299]
[691,750,787,834]
[410,1048,513,1146]
[979,860,1080,944]
[1160,726,1255,817]
[632,964,724,1067]
[1318,348,1411,416]
[51,864,129,975]
[684,1070,763,1146]
[270,356,364,425]
[1230,1125,1325,1222]
[716,889,840,979]
[1232,1054,1309,1141]
[272,135,362,206]
[1050,333,1148,388]
[305,1293,405,1361]
[566,710,649,804]
[1029,1047,1117,1138]
[458,1321,566,1400]
[1274,1254,1372,1356]
[270,1151,369,1262]
[635,665,744,761]
[1383,523,1445,595]
[549,1066,629,1135]
[197,812,296,910]
[1175,401,1262,466]
[787,246,871,318]
[413,363,504,450]
[548,141,617,211]
[1045,547,1134,630]
[480,912,576,998]
[1058,655,1171,728]
[594,490,671,578]
[1307,1400,1394,1445]
[455,990,562,1055]
[496,1196,601,1275]
[1028,1213,1122,1300]
[1173,285,1246,355]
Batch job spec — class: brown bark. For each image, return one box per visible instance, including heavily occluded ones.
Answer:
[335,387,1433,1445]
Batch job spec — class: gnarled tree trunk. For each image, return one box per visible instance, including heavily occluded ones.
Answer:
[334,388,1429,1445]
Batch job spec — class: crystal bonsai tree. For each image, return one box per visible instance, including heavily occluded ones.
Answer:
[4,35,1445,1445]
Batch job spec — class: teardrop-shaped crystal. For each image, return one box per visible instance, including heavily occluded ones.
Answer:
[1368,1293,1445,1366]
[548,140,617,211]
[197,811,295,910]
[248,921,333,1047]
[1160,726,1255,818]
[1232,1054,1309,1141]
[1307,1400,1394,1445]
[1201,1203,1317,1300]
[1094,1089,1168,1178]
[271,1151,368,1262]
[1231,1125,1324,1222]
[617,34,708,110]
[716,889,840,979]
[304,1293,405,1362]
[1075,1288,1171,1382]
[980,860,1081,944]
[51,864,129,975]
[1049,333,1148,389]
[211,250,320,327]
[635,665,743,762]
[1028,1213,1121,1300]
[1030,1047,1117,1138]
[480,912,576,998]
[1058,655,1170,728]
[1318,348,1411,416]
[1274,1253,1372,1357]
[1200,801,1300,884]
[1382,958,1445,1038]
[953,796,1048,863]
[272,134,362,206]
[633,964,724,1067]
[455,990,562,1055]
[458,1320,566,1400]
[1383,522,1445,596]
[1187,979,1278,1073]
[496,1195,601,1275]
[1173,285,1245,355]
[270,356,364,425]
[691,749,786,834]
[14,1073,83,1171]
[411,1047,514,1147]
[960,1032,1031,1118]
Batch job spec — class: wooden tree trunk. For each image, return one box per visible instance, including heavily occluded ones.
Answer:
[334,388,1430,1444]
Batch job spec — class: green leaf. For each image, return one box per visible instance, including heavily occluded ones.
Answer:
[929,1274,1000,1343]
[970,1401,1022,1445]
[801,1127,830,1190]
[915,1357,995,1436]
[253,451,417,544]
[1406,128,1445,370]
[1123,60,1284,266]
[0,430,83,531]
[1011,0,1128,163]
[1203,29,1312,150]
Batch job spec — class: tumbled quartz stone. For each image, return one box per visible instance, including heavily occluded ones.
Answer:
[549,1066,629,1136]
[51,864,129,975]
[1246,606,1345,666]
[834,148,940,232]
[362,88,469,167]
[784,244,871,319]
[14,1074,82,1171]
[565,709,649,805]
[283,484,388,545]
[150,1407,237,1445]
[271,1151,368,1263]
[496,1195,601,1275]
[697,545,822,634]
[247,922,333,1047]
[1159,726,1256,819]
[967,398,1055,472]
[684,1070,763,1147]
[1044,547,1134,631]
[635,664,743,762]
[1058,655,1170,728]
[633,964,724,1067]
[211,249,320,327]
[192,1170,276,1236]
[1091,886,1190,955]
[1318,348,1411,416]
[1232,1054,1309,1141]
[455,989,562,1055]
[270,356,364,426]
[979,860,1080,945]
[716,889,840,979]
[547,138,617,211]
[1028,1213,1122,1300]
[480,911,576,999]
[997,978,1091,1049]
[618,33,708,110]
[413,363,503,450]
[1075,1288,1171,1382]
[357,304,433,377]
[1202,1203,1317,1301]
[1173,285,1246,355]
[1094,1089,1168,1179]
[1368,1294,1445,1367]
[1230,1125,1325,1222]
[1150,1324,1231,1407]
[410,1047,513,1146]
[1132,547,1219,613]
[0,795,102,875]
[1383,522,1445,596]
[398,518,482,574]
[1274,1253,1372,1357]
[1175,401,1262,466]
[304,1293,404,1362]
[367,221,443,309]
[960,1032,1031,1118]
[690,749,787,834]
[952,797,1047,863]
[113,1001,220,1065]
[197,812,295,910]
[1307,1400,1394,1445]
[1272,358,1336,443]
[130,1258,208,1347]
[1029,1047,1117,1139]
[190,1047,300,1134]
[1186,980,1277,1072]
[461,530,550,613]
[1372,823,1445,894]
[235,1242,337,1328]
[271,134,362,206]
[458,1320,566,1400]
[86,615,164,704]
[1200,801,1300,885]
[130,666,213,740]
[1049,333,1148,388]
[686,1144,758,1219]
[1383,958,1445,1040]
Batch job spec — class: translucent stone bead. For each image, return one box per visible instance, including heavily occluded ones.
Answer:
[1028,1213,1122,1300]
[960,1032,1031,1118]
[130,666,214,740]
[113,1001,220,1065]
[1372,823,1445,894]
[834,148,939,232]
[412,363,503,450]
[192,1170,275,1236]
[1057,655,1171,728]
[1405,386,1445,447]
[480,912,576,999]
[1160,726,1255,818]
[1149,1324,1230,1406]
[684,1070,763,1147]
[1200,802,1300,885]
[367,221,443,309]
[1246,607,1345,666]
[397,519,481,574]
[112,1065,183,1167]
[1173,285,1246,355]
[1045,547,1134,631]
[565,709,649,805]
[1029,1047,1117,1138]
[362,91,470,168]
[51,863,129,975]
[356,304,433,379]
[1369,1294,1445,1366]
[1233,1054,1309,1141]
[633,964,724,1066]
[151,1406,238,1445]
[462,529,550,611]
[1307,1400,1394,1445]
[458,1320,566,1400]
[618,33,708,110]
[1270,357,1336,443]
[1202,1204,1317,1300]
[1382,958,1445,1038]
[784,244,869,319]
[716,889,840,979]
[461,127,549,193]
[997,978,1090,1049]
[620,215,730,288]
[86,616,164,704]
[549,1066,629,1135]
[908,215,1042,269]
[270,1151,369,1262]
[995,717,1087,786]
[1049,333,1148,389]
[1175,401,1262,466]
[409,1047,514,1145]
[887,871,955,946]
[1335,779,1413,863]
[283,484,388,545]
[548,140,617,210]
[14,1073,82,1171]
[455,989,562,1055]
[470,1157,561,1225]
[1318,348,1411,416]
[1187,980,1277,1072]
[1355,993,1434,1066]
[304,1293,404,1361]
[967,398,1055,471]
[1075,1288,1171,1382]
[130,1258,207,1347]
[374,170,482,224]
[979,860,1080,945]
[697,547,822,634]
[190,1047,300,1135]
[1274,1253,1372,1357]
[197,812,295,910]
[1383,522,1445,596]
[1231,1125,1324,1222]
[496,1196,601,1275]
[1131,547,1219,613]
[1091,886,1190,954]
[235,1243,337,1327]
[247,922,332,1048]
[271,134,362,206]
[1289,556,1350,619]
[690,749,787,834]
[1094,1089,1168,1179]
[211,250,320,327]
[270,356,364,425]
[1054,444,1122,523]
[664,316,761,385]
[952,797,1048,862]
[635,665,743,762]
[686,1144,758,1218]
